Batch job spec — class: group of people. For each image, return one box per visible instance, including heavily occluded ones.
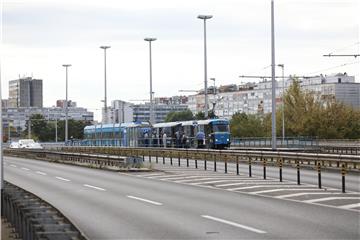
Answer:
[142,130,190,148]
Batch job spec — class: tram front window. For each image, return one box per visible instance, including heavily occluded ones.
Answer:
[212,124,229,132]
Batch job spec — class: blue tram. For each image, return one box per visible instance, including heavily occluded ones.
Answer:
[83,118,230,149]
[83,122,151,147]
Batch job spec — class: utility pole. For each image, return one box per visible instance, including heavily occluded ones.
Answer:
[100,46,110,124]
[198,14,213,119]
[144,38,156,124]
[271,0,276,150]
[62,64,71,143]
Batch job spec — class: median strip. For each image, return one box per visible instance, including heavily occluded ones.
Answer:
[83,184,106,191]
[55,176,71,182]
[127,195,163,206]
[201,215,266,234]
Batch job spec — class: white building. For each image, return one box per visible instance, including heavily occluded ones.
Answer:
[187,73,359,119]
[1,107,94,131]
[103,100,134,124]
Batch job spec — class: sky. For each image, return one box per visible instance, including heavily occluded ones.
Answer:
[1,0,359,121]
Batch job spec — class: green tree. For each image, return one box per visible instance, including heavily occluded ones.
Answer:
[194,110,217,120]
[165,110,194,122]
[230,112,267,137]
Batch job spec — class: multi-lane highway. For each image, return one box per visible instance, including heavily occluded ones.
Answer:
[4,156,360,239]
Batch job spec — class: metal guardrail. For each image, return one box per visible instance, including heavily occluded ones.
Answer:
[59,146,359,192]
[1,181,88,240]
[4,149,135,169]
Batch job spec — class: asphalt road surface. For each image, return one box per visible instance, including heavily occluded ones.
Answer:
[4,156,360,240]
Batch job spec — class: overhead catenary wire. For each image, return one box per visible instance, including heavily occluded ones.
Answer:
[306,60,360,75]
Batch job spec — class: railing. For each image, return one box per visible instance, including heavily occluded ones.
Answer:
[1,181,88,240]
[59,146,359,192]
[5,147,358,192]
[231,137,318,148]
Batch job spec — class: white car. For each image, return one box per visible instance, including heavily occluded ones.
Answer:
[17,139,43,149]
[9,142,20,149]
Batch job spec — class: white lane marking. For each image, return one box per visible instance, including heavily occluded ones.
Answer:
[216,182,249,187]
[192,179,253,185]
[304,197,360,203]
[201,215,266,234]
[338,203,360,209]
[276,192,346,199]
[151,174,189,179]
[139,173,166,177]
[10,164,17,168]
[250,188,324,194]
[21,167,30,171]
[216,181,280,187]
[228,185,296,191]
[127,195,163,206]
[55,176,71,182]
[36,171,47,176]
[83,184,106,191]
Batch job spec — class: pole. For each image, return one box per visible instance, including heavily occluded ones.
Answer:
[149,41,153,124]
[28,119,31,139]
[0,0,3,189]
[281,65,285,142]
[62,64,71,143]
[198,15,212,118]
[100,46,110,124]
[271,0,277,150]
[104,48,107,123]
[144,38,156,124]
[203,19,208,118]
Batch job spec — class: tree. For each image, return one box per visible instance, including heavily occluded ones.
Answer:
[230,112,267,137]
[194,110,217,120]
[165,110,194,122]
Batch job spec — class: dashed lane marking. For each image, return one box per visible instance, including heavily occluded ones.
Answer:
[36,171,47,175]
[83,184,106,191]
[21,167,30,171]
[55,176,71,182]
[201,215,266,234]
[10,164,17,168]
[127,195,163,206]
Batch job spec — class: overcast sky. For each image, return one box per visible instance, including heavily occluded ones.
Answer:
[1,0,359,120]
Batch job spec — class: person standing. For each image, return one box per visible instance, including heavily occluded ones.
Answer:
[163,132,167,148]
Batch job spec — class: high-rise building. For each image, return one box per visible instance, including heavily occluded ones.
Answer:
[9,77,43,108]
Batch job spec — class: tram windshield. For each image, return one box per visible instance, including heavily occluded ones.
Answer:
[212,124,229,132]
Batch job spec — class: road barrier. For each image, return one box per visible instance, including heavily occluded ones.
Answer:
[5,147,359,192]
[57,146,359,192]
[1,181,87,240]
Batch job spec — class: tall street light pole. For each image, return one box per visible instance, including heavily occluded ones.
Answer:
[277,64,285,143]
[62,64,71,143]
[100,46,110,124]
[198,14,212,119]
[144,38,156,124]
[270,0,277,150]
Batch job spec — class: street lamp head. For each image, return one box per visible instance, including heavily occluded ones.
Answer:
[144,38,157,42]
[277,64,284,68]
[62,64,71,67]
[198,15,213,20]
[100,46,111,50]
